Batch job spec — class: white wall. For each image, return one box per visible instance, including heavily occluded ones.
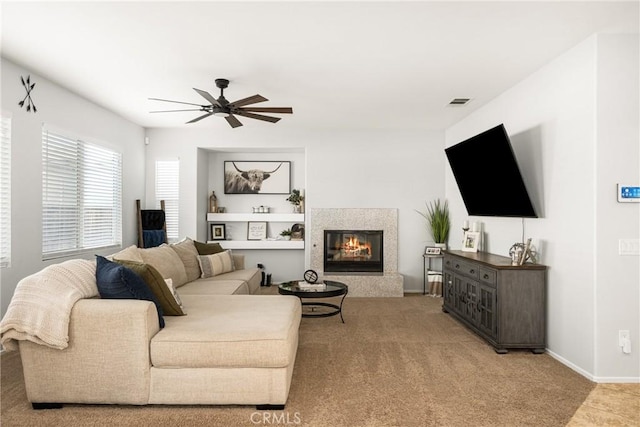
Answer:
[594,34,639,381]
[0,58,146,318]
[445,34,639,381]
[144,127,444,289]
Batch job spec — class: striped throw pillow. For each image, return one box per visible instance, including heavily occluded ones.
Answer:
[198,250,235,278]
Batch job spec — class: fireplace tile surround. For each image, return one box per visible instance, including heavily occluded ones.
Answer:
[310,208,404,297]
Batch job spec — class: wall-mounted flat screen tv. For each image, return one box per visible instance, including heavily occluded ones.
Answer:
[445,124,537,218]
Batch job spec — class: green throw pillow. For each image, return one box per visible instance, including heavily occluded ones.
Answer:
[115,259,185,316]
[194,240,224,255]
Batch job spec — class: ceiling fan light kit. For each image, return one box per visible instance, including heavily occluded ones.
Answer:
[149,78,292,128]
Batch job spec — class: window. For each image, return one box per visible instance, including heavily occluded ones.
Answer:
[0,115,11,268]
[42,128,122,259]
[155,160,179,242]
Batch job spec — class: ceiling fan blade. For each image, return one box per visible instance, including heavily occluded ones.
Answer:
[150,108,204,113]
[186,112,214,124]
[225,114,243,128]
[234,110,281,123]
[149,97,205,107]
[193,88,221,107]
[230,94,268,108]
[239,107,293,114]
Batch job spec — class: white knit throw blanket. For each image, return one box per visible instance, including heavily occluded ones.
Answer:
[0,259,98,351]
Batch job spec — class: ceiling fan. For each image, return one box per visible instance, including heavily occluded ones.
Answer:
[149,78,293,128]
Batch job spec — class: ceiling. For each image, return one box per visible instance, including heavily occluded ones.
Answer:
[2,1,638,131]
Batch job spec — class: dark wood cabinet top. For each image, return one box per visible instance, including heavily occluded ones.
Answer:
[444,250,547,271]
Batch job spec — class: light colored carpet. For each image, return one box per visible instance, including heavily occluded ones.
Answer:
[1,295,595,426]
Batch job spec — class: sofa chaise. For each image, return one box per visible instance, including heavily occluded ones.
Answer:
[0,238,302,409]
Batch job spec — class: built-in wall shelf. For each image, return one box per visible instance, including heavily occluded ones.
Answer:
[208,240,305,250]
[206,213,304,222]
[206,212,305,250]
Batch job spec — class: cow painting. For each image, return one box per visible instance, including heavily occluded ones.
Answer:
[224,161,291,194]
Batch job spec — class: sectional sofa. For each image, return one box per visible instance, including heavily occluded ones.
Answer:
[0,238,302,409]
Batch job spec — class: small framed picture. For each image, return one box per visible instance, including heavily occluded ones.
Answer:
[425,246,442,255]
[210,224,226,241]
[462,231,480,252]
[247,221,267,240]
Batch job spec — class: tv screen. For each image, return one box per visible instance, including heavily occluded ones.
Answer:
[445,124,537,218]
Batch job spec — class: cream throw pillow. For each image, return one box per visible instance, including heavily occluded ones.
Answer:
[170,237,201,283]
[198,250,235,278]
[139,244,189,287]
[164,278,184,312]
[110,245,143,263]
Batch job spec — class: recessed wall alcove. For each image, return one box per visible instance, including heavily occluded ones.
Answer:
[310,208,403,297]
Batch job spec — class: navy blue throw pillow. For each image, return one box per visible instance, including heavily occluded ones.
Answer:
[95,255,165,328]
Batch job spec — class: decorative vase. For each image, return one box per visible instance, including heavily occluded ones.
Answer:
[435,242,447,251]
[293,205,302,213]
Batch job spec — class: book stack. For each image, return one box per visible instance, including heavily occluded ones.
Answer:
[297,281,326,290]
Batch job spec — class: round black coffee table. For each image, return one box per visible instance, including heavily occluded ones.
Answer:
[278,280,348,323]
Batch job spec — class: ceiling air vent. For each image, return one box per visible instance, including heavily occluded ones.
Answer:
[448,98,471,106]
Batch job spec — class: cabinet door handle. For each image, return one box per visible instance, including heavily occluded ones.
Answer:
[470,269,475,274]
[483,274,489,280]
[455,264,460,269]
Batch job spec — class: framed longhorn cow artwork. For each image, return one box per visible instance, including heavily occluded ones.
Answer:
[224,161,291,194]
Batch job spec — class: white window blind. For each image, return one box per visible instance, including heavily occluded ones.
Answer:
[155,160,179,242]
[0,116,11,268]
[42,128,122,259]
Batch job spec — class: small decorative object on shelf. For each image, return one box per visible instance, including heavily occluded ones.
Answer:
[425,246,442,255]
[509,238,537,265]
[248,221,268,240]
[280,228,292,240]
[209,191,218,214]
[286,189,304,213]
[210,224,226,240]
[462,231,480,252]
[291,223,305,240]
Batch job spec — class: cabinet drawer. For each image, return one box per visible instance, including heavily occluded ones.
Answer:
[449,259,479,279]
[479,267,497,287]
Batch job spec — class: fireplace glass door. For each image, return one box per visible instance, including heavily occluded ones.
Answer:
[324,230,383,274]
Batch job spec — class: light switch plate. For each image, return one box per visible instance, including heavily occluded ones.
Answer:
[619,239,640,255]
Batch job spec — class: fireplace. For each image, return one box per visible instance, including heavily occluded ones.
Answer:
[324,230,383,274]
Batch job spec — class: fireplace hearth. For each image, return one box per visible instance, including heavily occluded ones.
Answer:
[324,230,383,274]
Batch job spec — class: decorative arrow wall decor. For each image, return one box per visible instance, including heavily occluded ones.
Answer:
[19,75,37,113]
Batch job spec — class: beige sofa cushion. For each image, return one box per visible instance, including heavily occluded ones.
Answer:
[170,238,201,283]
[138,244,189,287]
[150,295,301,369]
[111,245,143,263]
[177,279,249,295]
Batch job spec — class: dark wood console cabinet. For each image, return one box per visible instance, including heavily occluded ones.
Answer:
[442,250,547,354]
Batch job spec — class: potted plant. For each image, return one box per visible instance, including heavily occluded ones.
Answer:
[286,189,304,213]
[417,199,451,249]
[280,228,292,241]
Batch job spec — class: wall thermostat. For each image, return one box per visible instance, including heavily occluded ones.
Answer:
[618,184,640,203]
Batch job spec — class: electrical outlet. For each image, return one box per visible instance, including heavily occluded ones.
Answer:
[619,330,631,354]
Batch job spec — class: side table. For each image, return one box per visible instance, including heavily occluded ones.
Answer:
[423,254,444,295]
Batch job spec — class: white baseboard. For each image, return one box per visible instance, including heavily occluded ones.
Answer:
[546,349,640,383]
